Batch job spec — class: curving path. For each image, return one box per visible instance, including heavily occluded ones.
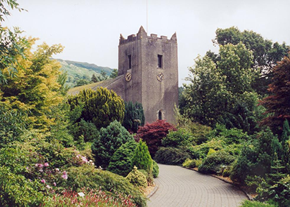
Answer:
[148,164,248,207]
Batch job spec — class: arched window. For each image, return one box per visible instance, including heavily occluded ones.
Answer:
[158,110,162,120]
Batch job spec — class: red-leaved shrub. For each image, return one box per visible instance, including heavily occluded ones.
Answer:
[135,120,176,157]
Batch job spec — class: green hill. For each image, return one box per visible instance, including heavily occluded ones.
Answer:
[56,59,114,88]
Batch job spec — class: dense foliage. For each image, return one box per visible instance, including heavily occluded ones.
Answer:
[68,88,125,129]
[123,101,145,133]
[154,147,190,165]
[136,120,176,157]
[132,140,153,175]
[92,120,134,168]
[107,139,137,176]
[259,54,290,135]
[214,27,289,96]
[0,3,148,206]
[126,166,148,190]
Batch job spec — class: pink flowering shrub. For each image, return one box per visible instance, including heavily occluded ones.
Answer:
[42,188,137,207]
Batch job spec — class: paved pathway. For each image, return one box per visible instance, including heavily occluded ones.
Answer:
[148,164,248,207]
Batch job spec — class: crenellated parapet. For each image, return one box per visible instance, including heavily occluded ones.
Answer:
[119,26,177,45]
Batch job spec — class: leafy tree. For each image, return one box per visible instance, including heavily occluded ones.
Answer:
[109,69,118,79]
[57,71,70,96]
[259,54,290,135]
[123,101,145,133]
[91,74,98,83]
[215,27,289,70]
[0,38,64,129]
[91,120,134,168]
[136,120,176,157]
[75,79,89,87]
[0,0,27,84]
[182,43,258,129]
[100,70,108,80]
[217,101,259,135]
[214,27,289,95]
[68,88,125,129]
[132,140,153,174]
[107,139,137,176]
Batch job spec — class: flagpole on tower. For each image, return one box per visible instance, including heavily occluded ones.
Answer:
[146,0,148,33]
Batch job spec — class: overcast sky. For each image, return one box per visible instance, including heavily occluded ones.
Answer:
[3,0,290,86]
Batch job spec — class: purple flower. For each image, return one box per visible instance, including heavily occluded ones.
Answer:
[38,164,43,168]
[53,182,56,186]
[61,171,68,180]
[46,185,51,189]
[41,179,46,184]
[44,163,49,167]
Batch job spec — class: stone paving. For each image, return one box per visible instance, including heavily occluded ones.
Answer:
[148,164,248,207]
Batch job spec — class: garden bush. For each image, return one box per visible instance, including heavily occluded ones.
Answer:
[0,166,44,207]
[162,128,193,147]
[175,116,211,145]
[255,175,290,207]
[154,147,190,165]
[107,139,137,176]
[70,119,99,143]
[123,101,145,133]
[91,120,134,168]
[152,160,159,178]
[138,169,153,186]
[240,200,276,207]
[132,140,153,175]
[230,128,275,184]
[68,88,125,129]
[198,151,235,174]
[208,124,250,144]
[187,138,224,159]
[126,166,148,190]
[136,120,176,157]
[0,107,27,147]
[43,188,137,207]
[66,165,146,207]
[182,158,202,169]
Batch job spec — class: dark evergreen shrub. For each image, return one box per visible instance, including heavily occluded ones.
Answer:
[67,88,125,129]
[152,160,159,178]
[71,119,99,142]
[154,147,190,165]
[107,139,137,176]
[132,140,153,175]
[198,150,235,174]
[91,120,134,168]
[123,101,145,133]
[230,128,276,184]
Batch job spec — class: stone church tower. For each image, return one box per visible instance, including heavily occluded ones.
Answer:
[69,26,178,124]
[116,26,178,124]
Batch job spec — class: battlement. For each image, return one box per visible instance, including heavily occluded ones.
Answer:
[119,26,177,45]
